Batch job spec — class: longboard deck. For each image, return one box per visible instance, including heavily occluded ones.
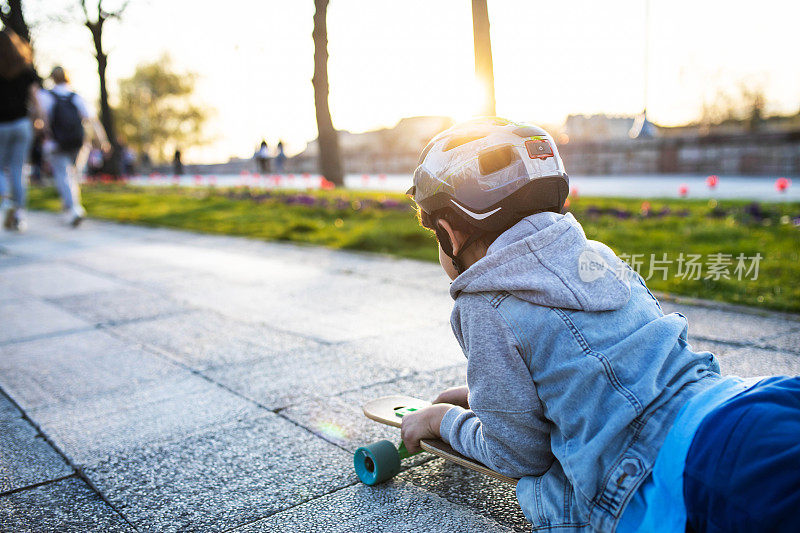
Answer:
[362,395,518,486]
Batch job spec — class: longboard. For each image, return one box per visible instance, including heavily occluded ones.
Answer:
[355,394,517,486]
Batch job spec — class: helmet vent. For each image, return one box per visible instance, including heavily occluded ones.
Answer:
[513,126,540,137]
[443,134,486,152]
[478,145,518,175]
[418,141,435,164]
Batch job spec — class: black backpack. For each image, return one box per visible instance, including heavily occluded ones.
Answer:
[49,91,85,151]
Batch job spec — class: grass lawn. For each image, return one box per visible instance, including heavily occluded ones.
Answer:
[28,184,800,313]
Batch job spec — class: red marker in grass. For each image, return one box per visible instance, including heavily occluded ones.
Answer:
[775,177,791,193]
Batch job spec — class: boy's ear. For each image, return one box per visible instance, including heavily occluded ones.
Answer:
[437,219,465,256]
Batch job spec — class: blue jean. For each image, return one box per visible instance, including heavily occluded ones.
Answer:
[48,150,82,212]
[0,117,33,208]
[684,375,800,532]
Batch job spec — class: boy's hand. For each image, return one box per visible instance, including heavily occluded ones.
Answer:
[400,403,453,454]
[433,385,470,409]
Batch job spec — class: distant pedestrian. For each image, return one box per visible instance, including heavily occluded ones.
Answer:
[29,129,45,184]
[275,140,287,174]
[254,140,270,173]
[140,151,152,173]
[38,66,110,227]
[0,29,42,231]
[173,149,183,175]
[121,144,136,176]
[87,146,104,176]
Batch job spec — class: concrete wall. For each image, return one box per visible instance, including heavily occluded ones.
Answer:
[559,130,800,176]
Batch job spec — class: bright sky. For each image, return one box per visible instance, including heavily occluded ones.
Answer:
[24,0,800,163]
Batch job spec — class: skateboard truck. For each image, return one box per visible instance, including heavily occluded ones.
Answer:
[353,406,420,485]
[356,394,518,486]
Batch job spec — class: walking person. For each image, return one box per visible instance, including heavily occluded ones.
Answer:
[254,140,270,173]
[274,140,287,174]
[87,144,104,177]
[38,66,110,227]
[173,149,183,176]
[0,29,42,231]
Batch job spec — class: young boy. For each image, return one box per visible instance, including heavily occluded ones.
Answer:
[401,117,799,532]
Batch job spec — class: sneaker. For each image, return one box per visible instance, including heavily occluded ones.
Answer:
[4,208,26,232]
[15,209,27,232]
[3,207,14,230]
[69,206,85,228]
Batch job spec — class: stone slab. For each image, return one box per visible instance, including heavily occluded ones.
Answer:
[46,287,189,325]
[0,330,180,411]
[204,344,409,410]
[0,397,72,494]
[686,339,743,361]
[660,302,799,345]
[0,299,90,344]
[341,323,466,374]
[111,310,320,371]
[151,268,453,343]
[83,413,353,533]
[0,391,20,422]
[31,374,261,467]
[64,246,195,286]
[0,477,133,532]
[0,252,36,272]
[280,365,467,451]
[399,458,529,532]
[758,327,800,354]
[718,347,800,377]
[0,263,122,299]
[233,480,515,533]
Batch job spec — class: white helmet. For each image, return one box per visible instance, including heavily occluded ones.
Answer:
[408,117,568,233]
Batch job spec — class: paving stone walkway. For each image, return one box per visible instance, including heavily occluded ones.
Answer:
[1,211,798,532]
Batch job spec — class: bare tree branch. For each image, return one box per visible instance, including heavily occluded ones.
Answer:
[78,0,125,176]
[105,0,129,19]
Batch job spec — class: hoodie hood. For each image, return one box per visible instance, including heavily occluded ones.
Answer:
[450,212,631,311]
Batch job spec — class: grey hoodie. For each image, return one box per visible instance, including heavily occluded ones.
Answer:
[440,211,721,531]
[441,211,633,478]
[450,211,630,311]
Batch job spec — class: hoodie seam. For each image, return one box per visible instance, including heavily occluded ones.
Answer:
[519,217,573,251]
[472,406,541,415]
[453,214,574,300]
[526,243,585,309]
[478,293,531,367]
[452,249,536,300]
[552,308,643,414]
[499,304,534,368]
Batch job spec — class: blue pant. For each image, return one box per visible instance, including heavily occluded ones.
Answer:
[0,117,33,208]
[48,149,83,212]
[684,376,800,532]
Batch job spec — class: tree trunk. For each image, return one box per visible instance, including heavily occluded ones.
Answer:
[0,0,31,44]
[471,0,496,117]
[88,20,121,176]
[312,0,343,186]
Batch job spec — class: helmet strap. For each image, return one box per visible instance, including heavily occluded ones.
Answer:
[435,224,484,275]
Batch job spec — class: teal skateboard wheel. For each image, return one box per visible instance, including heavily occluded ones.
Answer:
[354,440,401,485]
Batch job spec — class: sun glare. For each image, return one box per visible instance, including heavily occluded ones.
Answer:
[446,77,487,122]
